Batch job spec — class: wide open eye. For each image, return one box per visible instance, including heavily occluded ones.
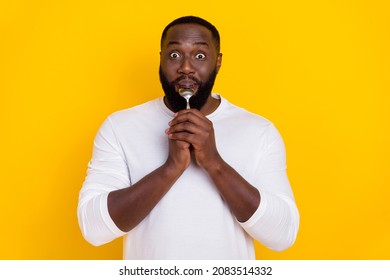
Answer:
[195,53,206,59]
[169,51,181,59]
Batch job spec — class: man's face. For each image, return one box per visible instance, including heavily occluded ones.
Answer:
[160,23,222,112]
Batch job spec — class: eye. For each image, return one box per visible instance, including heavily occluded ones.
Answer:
[169,51,181,59]
[195,53,206,59]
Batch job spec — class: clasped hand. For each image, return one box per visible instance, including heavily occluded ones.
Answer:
[165,109,221,171]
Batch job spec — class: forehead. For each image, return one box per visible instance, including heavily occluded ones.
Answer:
[162,23,216,49]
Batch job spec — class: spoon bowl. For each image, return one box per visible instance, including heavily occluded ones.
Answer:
[178,88,194,109]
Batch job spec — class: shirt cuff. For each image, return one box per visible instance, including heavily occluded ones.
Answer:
[100,192,127,236]
[239,190,268,230]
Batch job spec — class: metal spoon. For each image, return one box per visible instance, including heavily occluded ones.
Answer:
[178,88,194,109]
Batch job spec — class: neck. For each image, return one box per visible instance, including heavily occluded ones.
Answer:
[199,94,220,115]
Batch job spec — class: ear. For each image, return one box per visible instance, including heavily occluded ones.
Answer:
[216,53,222,73]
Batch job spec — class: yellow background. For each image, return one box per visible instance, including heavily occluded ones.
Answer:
[1,0,389,259]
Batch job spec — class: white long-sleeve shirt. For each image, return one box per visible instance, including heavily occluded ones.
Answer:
[78,95,299,259]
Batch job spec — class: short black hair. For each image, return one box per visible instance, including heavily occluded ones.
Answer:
[161,16,220,53]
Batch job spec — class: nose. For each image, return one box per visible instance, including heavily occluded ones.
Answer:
[178,57,194,75]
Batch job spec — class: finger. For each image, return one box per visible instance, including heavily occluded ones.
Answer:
[168,120,204,135]
[168,126,213,148]
[170,110,210,128]
[168,130,195,142]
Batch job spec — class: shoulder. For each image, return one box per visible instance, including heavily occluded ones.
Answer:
[217,96,283,142]
[96,98,164,136]
[218,97,273,128]
[108,98,161,122]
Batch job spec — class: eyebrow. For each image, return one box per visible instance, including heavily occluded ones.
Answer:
[167,41,209,47]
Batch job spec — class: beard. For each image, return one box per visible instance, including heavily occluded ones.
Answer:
[159,66,218,112]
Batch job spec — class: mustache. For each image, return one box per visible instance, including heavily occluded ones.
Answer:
[174,75,201,85]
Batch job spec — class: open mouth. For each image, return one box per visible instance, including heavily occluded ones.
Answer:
[175,77,199,94]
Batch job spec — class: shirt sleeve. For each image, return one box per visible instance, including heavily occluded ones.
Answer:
[77,117,129,246]
[239,124,300,251]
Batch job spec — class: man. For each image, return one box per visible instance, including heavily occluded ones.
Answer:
[78,16,299,259]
